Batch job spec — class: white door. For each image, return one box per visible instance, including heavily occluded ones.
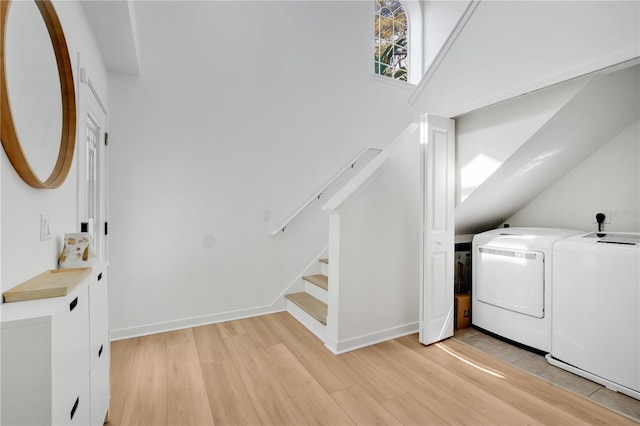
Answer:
[420,114,455,345]
[78,74,108,261]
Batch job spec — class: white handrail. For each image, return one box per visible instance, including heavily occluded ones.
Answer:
[271,147,383,235]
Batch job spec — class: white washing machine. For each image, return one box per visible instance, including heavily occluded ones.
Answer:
[547,232,640,400]
[472,227,582,353]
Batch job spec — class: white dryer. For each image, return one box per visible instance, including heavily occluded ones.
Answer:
[472,227,582,353]
[548,232,640,400]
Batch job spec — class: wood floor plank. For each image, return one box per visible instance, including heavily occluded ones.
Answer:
[421,338,591,425]
[362,344,496,424]
[265,343,326,395]
[109,338,138,426]
[192,323,231,363]
[222,332,262,364]
[381,392,451,425]
[373,339,543,425]
[201,359,262,426]
[444,338,637,425]
[261,313,354,394]
[338,349,407,403]
[331,385,402,425]
[109,313,636,426]
[119,333,168,426]
[237,315,283,349]
[266,343,354,425]
[166,329,215,426]
[232,346,309,425]
[217,319,247,338]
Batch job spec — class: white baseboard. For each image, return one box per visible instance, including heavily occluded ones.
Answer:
[324,322,419,355]
[110,248,329,342]
[110,304,284,341]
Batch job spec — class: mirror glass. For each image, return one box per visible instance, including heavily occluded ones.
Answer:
[5,0,62,181]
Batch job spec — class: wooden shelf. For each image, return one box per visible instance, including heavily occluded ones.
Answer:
[3,267,92,303]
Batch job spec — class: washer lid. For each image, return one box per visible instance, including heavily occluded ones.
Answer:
[583,233,640,245]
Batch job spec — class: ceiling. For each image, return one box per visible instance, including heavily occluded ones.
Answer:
[82,0,141,75]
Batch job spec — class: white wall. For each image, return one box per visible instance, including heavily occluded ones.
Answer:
[324,124,421,353]
[107,1,414,337]
[421,0,471,71]
[1,1,107,292]
[412,1,640,118]
[456,76,589,204]
[455,64,639,235]
[506,120,640,233]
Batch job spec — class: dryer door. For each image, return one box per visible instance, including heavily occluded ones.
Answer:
[476,246,545,318]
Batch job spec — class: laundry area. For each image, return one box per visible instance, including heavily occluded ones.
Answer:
[448,54,640,417]
[451,224,640,419]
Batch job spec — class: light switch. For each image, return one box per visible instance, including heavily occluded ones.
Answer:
[41,213,52,241]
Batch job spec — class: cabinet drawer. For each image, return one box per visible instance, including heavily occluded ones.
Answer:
[53,375,90,426]
[91,343,110,426]
[52,286,90,411]
[90,268,109,369]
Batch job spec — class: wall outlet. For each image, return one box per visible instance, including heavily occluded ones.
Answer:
[40,213,52,241]
[592,209,611,224]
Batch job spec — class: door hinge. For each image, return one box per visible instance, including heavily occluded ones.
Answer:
[104,222,108,236]
[104,132,109,146]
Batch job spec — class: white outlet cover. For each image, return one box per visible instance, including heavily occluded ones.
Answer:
[40,213,52,241]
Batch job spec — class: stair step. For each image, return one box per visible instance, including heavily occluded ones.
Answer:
[319,258,329,264]
[285,292,327,325]
[303,274,328,291]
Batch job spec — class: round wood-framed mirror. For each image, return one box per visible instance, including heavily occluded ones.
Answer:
[0,0,76,189]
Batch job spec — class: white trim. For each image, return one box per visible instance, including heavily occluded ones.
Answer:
[304,280,328,304]
[324,322,419,355]
[110,304,284,341]
[80,67,108,115]
[269,247,328,311]
[286,300,327,342]
[409,0,480,106]
[403,0,423,85]
[322,123,419,211]
[371,73,416,91]
[546,355,640,402]
[126,1,143,75]
[447,52,640,119]
[111,247,328,341]
[271,148,382,236]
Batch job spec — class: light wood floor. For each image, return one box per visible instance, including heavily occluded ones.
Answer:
[110,312,635,425]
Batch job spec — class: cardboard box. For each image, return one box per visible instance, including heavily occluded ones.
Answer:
[455,293,471,329]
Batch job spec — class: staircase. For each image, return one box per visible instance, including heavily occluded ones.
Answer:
[284,258,328,341]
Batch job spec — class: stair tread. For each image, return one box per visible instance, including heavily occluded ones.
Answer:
[285,292,327,325]
[319,258,329,264]
[303,274,328,291]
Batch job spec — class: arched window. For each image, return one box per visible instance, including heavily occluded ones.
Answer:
[375,0,408,82]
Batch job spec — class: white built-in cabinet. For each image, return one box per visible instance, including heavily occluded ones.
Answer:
[1,262,110,425]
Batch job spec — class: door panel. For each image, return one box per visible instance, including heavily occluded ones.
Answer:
[78,71,108,262]
[420,114,455,345]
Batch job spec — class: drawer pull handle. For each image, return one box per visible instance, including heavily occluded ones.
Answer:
[98,272,103,282]
[69,297,78,312]
[98,344,104,358]
[70,396,79,421]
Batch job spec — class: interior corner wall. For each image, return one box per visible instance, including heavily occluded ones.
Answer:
[421,0,471,71]
[107,1,414,336]
[1,1,107,292]
[505,120,640,233]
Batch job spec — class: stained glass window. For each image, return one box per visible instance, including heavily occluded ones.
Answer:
[375,0,408,82]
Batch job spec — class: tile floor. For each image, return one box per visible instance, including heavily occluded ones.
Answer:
[454,327,640,423]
